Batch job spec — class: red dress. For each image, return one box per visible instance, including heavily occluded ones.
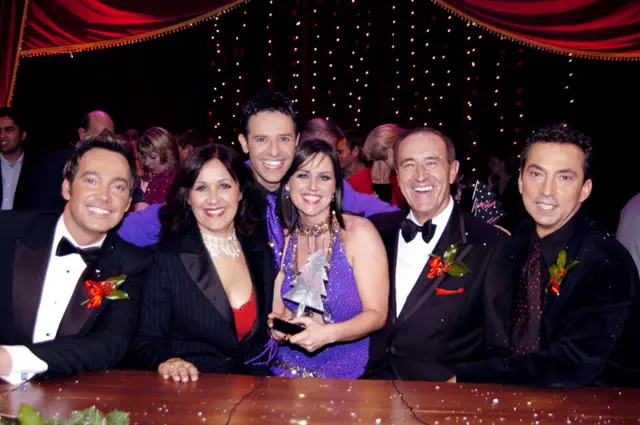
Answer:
[144,168,175,205]
[232,289,257,342]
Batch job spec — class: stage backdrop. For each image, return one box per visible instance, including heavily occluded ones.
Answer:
[2,0,640,105]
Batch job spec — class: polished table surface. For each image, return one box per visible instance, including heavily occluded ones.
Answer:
[1,371,639,424]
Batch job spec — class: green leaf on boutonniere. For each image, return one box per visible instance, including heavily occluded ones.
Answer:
[549,264,560,278]
[443,244,458,264]
[449,262,471,277]
[105,410,129,425]
[106,289,130,300]
[566,260,580,272]
[106,275,127,286]
[17,405,44,425]
[557,250,567,269]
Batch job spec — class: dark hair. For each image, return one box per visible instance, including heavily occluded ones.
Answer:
[344,131,366,163]
[520,124,593,180]
[280,139,346,232]
[489,145,518,176]
[0,106,26,133]
[176,129,208,150]
[300,118,345,147]
[392,127,457,169]
[239,91,297,137]
[81,113,91,132]
[63,131,139,195]
[159,144,260,241]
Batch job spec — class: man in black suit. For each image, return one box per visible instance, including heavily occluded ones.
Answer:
[364,127,507,381]
[0,133,149,383]
[0,107,36,210]
[26,110,115,210]
[456,124,640,387]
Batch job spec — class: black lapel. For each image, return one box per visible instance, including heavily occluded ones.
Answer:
[395,205,470,328]
[56,231,121,338]
[179,228,233,324]
[237,231,270,343]
[11,214,58,345]
[378,212,404,326]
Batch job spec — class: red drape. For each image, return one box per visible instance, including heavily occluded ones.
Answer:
[0,0,28,106]
[435,0,640,59]
[21,0,245,56]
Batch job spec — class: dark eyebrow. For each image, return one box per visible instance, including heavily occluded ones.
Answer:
[526,164,546,172]
[556,169,578,176]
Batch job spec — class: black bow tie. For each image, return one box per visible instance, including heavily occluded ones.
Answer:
[55,237,103,266]
[400,218,437,243]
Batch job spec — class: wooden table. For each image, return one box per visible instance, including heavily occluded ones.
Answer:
[1,371,638,424]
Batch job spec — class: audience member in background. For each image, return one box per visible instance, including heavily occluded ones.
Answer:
[269,140,388,379]
[27,110,116,210]
[488,148,526,231]
[118,92,396,249]
[364,124,406,207]
[337,133,372,195]
[176,129,209,162]
[300,118,345,149]
[364,127,506,382]
[456,124,640,388]
[617,192,640,274]
[137,127,179,205]
[0,133,149,383]
[133,144,273,381]
[0,107,36,210]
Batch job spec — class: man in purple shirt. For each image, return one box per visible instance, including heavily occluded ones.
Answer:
[118,92,395,250]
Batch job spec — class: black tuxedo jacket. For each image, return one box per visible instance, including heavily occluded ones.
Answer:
[456,212,640,387]
[131,225,275,375]
[365,205,507,381]
[0,211,150,377]
[24,148,73,211]
[0,150,37,210]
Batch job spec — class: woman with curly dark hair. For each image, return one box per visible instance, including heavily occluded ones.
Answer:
[133,144,275,381]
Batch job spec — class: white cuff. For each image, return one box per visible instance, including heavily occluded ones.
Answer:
[0,345,48,384]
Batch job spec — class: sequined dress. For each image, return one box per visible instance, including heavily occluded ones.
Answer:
[271,228,369,379]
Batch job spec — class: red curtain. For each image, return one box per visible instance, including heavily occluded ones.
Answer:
[0,0,28,106]
[21,0,245,55]
[435,0,640,58]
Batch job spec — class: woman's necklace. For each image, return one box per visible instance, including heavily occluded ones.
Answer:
[292,213,339,276]
[201,229,242,259]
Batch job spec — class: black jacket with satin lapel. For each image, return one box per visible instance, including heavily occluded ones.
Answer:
[131,225,274,375]
[365,204,507,382]
[456,211,640,388]
[0,210,151,378]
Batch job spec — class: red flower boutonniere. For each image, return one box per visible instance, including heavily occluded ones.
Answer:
[82,274,129,309]
[427,244,471,279]
[547,250,579,295]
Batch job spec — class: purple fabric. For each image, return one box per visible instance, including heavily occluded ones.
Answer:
[342,179,398,217]
[272,228,369,379]
[117,203,162,247]
[266,193,285,271]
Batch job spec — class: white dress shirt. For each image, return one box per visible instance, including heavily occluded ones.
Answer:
[2,216,105,384]
[1,152,24,210]
[395,197,454,316]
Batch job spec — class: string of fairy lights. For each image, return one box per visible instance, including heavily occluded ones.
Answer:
[203,0,585,174]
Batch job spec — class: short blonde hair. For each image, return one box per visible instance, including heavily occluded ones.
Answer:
[137,127,180,169]
[363,124,406,161]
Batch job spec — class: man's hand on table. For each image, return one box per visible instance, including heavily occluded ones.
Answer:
[158,358,199,383]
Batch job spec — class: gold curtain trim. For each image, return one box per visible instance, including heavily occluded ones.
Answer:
[20,0,249,58]
[432,0,640,61]
[7,0,30,105]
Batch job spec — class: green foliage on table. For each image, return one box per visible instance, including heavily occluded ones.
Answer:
[0,405,128,425]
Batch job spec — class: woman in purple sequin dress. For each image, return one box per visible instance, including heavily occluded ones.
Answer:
[269,140,389,379]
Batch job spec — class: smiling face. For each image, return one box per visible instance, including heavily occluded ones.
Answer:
[238,111,298,192]
[287,153,336,225]
[0,116,26,156]
[519,142,592,238]
[188,159,241,237]
[62,148,132,245]
[396,132,459,224]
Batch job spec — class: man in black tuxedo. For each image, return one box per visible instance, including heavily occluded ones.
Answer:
[0,107,36,210]
[456,124,640,387]
[364,127,507,381]
[0,133,149,383]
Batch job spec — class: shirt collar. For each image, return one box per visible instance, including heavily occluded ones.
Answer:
[55,215,106,250]
[407,196,454,229]
[0,152,24,167]
[537,209,582,267]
